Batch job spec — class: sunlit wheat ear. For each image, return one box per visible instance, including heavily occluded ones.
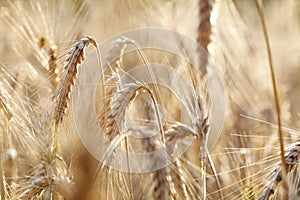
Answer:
[53,36,97,127]
[154,167,175,200]
[258,142,300,200]
[140,102,198,199]
[132,91,171,199]
[142,136,173,199]
[97,82,165,199]
[102,82,163,141]
[187,73,224,199]
[10,113,74,200]
[149,143,192,200]
[108,36,163,105]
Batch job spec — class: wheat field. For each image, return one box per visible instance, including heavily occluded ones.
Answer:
[0,0,300,199]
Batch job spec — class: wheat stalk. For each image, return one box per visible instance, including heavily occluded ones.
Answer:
[48,45,59,91]
[0,94,12,120]
[141,137,174,200]
[99,81,164,199]
[0,156,5,200]
[136,91,172,200]
[98,72,119,133]
[255,0,288,198]
[9,112,73,199]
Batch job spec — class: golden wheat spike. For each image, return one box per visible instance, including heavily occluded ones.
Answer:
[53,36,97,127]
[258,143,300,200]
[197,0,214,77]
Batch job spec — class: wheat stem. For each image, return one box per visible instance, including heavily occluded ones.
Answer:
[0,152,5,200]
[207,147,224,199]
[255,1,288,199]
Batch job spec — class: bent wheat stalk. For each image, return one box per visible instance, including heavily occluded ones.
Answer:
[99,82,165,199]
[255,0,288,198]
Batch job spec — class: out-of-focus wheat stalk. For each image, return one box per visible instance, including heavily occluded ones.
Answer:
[197,0,214,77]
[48,45,59,90]
[255,0,288,199]
[10,114,73,199]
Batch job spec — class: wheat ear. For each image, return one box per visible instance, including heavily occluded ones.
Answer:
[258,142,300,200]
[141,137,173,200]
[53,36,97,127]
[103,83,162,141]
[99,82,163,199]
[197,0,214,76]
[155,168,174,200]
[12,114,73,200]
[137,92,172,199]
